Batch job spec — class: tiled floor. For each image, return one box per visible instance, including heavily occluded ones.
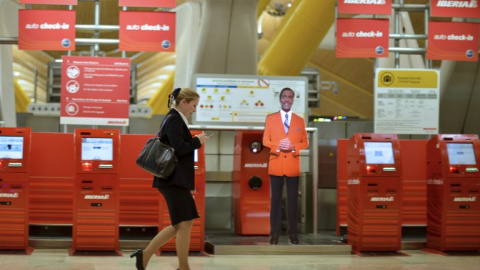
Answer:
[1,248,480,270]
[1,230,479,270]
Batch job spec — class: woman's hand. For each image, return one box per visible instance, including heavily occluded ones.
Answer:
[196,132,210,144]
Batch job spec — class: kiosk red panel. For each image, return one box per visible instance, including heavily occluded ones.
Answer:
[426,134,480,252]
[0,127,31,251]
[119,134,160,227]
[29,132,75,225]
[72,129,120,253]
[159,130,205,252]
[233,131,270,235]
[347,133,403,252]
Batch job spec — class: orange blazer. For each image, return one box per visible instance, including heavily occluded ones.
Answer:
[262,112,309,177]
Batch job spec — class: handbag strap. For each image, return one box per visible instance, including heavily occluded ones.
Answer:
[157,114,172,138]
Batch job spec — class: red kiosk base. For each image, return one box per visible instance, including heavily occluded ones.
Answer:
[426,134,480,253]
[71,129,121,255]
[347,133,403,253]
[233,131,270,236]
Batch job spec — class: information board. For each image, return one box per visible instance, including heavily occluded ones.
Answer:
[193,74,308,126]
[374,69,440,135]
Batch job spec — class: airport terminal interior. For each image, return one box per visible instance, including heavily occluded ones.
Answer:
[1,0,480,269]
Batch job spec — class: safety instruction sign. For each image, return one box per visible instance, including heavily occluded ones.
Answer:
[193,74,308,126]
[374,69,440,134]
[60,56,131,126]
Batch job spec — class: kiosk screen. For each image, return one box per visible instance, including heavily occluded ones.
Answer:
[446,143,476,165]
[0,136,24,159]
[364,142,394,164]
[81,138,113,161]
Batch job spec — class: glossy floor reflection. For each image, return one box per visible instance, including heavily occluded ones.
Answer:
[1,249,480,270]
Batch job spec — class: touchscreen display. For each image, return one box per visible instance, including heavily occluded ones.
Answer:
[446,143,476,165]
[364,141,394,164]
[81,138,113,161]
[0,136,24,159]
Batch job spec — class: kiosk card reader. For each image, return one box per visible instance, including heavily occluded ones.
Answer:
[72,129,120,253]
[347,133,403,252]
[0,127,31,252]
[426,134,480,252]
[233,131,270,235]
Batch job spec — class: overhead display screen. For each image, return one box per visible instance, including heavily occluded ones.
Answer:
[0,136,24,159]
[193,74,308,126]
[81,138,113,161]
[364,141,395,164]
[447,143,477,165]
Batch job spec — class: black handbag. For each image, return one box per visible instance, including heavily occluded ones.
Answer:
[136,115,177,178]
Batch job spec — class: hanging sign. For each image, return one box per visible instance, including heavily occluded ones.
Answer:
[337,0,392,15]
[60,56,131,126]
[18,9,76,51]
[119,0,176,8]
[374,69,440,135]
[119,11,176,52]
[430,0,480,18]
[20,0,77,4]
[427,21,479,61]
[336,18,389,58]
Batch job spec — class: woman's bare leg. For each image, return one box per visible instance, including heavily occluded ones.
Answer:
[175,219,194,270]
[142,225,177,268]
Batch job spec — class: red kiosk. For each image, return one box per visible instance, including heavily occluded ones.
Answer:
[159,130,206,252]
[71,129,120,254]
[347,133,403,252]
[0,127,32,253]
[233,131,270,235]
[426,134,480,252]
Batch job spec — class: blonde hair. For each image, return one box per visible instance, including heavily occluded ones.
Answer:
[168,87,199,109]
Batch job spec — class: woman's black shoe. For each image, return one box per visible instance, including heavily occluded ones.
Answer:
[130,249,145,270]
[269,233,279,245]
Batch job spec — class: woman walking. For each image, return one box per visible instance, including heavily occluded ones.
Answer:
[131,87,210,270]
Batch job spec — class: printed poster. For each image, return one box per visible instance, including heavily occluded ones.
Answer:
[60,56,131,126]
[336,18,389,58]
[18,9,76,51]
[374,69,440,135]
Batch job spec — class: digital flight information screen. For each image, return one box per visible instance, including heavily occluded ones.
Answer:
[81,138,113,161]
[364,141,395,164]
[446,143,476,165]
[0,136,24,159]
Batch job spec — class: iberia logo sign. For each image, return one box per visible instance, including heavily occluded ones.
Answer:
[431,0,480,18]
[338,0,392,15]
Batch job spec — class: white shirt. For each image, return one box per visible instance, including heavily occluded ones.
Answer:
[173,108,189,126]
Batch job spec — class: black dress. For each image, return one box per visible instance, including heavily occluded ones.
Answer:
[152,109,201,225]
